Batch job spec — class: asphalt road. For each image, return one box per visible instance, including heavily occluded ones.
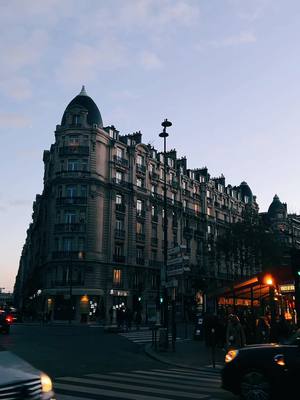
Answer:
[0,324,236,400]
[0,324,160,377]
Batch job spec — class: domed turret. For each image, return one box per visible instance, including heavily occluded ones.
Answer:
[239,181,253,203]
[61,86,103,128]
[268,194,287,219]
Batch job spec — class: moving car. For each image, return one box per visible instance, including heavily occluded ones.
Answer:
[0,310,13,334]
[222,329,300,399]
[0,345,55,399]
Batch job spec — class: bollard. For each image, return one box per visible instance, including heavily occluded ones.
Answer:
[211,327,216,368]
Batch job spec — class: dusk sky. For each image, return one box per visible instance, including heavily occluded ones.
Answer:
[1,0,300,292]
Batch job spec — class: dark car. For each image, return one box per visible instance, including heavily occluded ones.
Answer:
[221,329,300,399]
[0,310,13,334]
[0,344,55,399]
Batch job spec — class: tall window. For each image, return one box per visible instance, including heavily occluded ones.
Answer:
[116,171,123,183]
[115,244,123,256]
[117,147,123,159]
[62,237,74,251]
[82,159,88,171]
[64,211,76,224]
[169,171,174,184]
[78,237,85,251]
[136,154,144,165]
[137,247,144,259]
[137,199,143,215]
[68,159,80,171]
[68,135,79,146]
[151,224,157,238]
[151,185,156,195]
[80,185,87,197]
[136,221,144,234]
[136,177,143,187]
[66,185,77,197]
[113,269,121,285]
[116,219,123,230]
[116,194,122,204]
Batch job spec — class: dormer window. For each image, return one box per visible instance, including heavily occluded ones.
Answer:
[72,114,81,126]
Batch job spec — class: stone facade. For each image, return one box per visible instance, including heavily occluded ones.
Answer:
[14,87,259,322]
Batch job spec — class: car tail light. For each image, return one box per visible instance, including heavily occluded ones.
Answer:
[5,315,13,324]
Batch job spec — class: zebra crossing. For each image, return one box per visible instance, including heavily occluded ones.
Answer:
[54,366,233,400]
[118,327,185,345]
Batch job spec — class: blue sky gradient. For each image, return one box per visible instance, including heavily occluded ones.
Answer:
[1,0,300,291]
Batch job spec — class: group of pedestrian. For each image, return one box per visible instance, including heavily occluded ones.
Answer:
[203,310,293,350]
[109,306,143,331]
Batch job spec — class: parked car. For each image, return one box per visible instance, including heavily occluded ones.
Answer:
[0,310,13,334]
[0,344,55,399]
[221,328,300,399]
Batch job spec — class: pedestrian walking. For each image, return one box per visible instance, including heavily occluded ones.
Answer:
[226,314,246,350]
[256,316,270,343]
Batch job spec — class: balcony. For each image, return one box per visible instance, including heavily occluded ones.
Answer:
[113,155,128,167]
[136,164,146,175]
[136,233,146,242]
[136,210,146,219]
[116,203,126,213]
[112,178,132,189]
[59,146,89,156]
[51,279,84,287]
[151,237,158,247]
[149,260,162,268]
[136,258,145,265]
[151,193,163,202]
[52,251,86,260]
[56,197,87,206]
[54,223,86,233]
[113,254,126,263]
[193,192,201,200]
[136,185,147,193]
[115,229,126,240]
[149,172,159,181]
[182,189,191,197]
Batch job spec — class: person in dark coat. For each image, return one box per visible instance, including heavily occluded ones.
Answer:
[226,314,246,350]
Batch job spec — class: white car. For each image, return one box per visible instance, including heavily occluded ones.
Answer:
[0,345,55,399]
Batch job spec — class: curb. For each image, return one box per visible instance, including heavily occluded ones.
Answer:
[144,343,224,372]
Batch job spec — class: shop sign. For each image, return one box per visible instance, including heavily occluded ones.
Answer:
[109,289,129,297]
[279,284,295,293]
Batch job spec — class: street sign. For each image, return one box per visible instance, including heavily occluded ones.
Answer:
[167,256,189,266]
[165,279,178,288]
[167,245,187,257]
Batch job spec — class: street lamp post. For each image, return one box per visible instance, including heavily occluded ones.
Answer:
[68,251,84,324]
[159,119,172,340]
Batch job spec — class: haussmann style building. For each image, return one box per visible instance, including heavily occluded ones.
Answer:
[14,87,260,323]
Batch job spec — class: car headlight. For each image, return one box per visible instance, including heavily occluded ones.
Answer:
[41,373,53,393]
[274,354,285,367]
[225,349,239,363]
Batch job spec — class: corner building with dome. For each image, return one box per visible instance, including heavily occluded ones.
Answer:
[15,87,261,322]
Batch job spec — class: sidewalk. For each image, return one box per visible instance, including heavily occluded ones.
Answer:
[144,328,226,371]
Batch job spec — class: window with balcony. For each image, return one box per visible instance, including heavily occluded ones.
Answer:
[82,159,88,171]
[137,154,144,166]
[182,180,187,190]
[137,177,143,188]
[151,224,157,238]
[116,171,123,183]
[113,269,122,286]
[151,185,156,196]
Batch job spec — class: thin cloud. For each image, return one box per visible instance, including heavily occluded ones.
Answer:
[0,77,32,100]
[0,113,31,128]
[197,32,257,50]
[139,51,164,70]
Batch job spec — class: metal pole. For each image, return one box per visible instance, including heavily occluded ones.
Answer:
[68,259,73,324]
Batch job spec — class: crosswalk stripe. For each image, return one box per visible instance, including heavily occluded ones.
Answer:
[163,368,221,379]
[56,394,90,400]
[56,377,209,399]
[110,371,221,388]
[132,370,220,383]
[55,382,173,400]
[85,373,225,394]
